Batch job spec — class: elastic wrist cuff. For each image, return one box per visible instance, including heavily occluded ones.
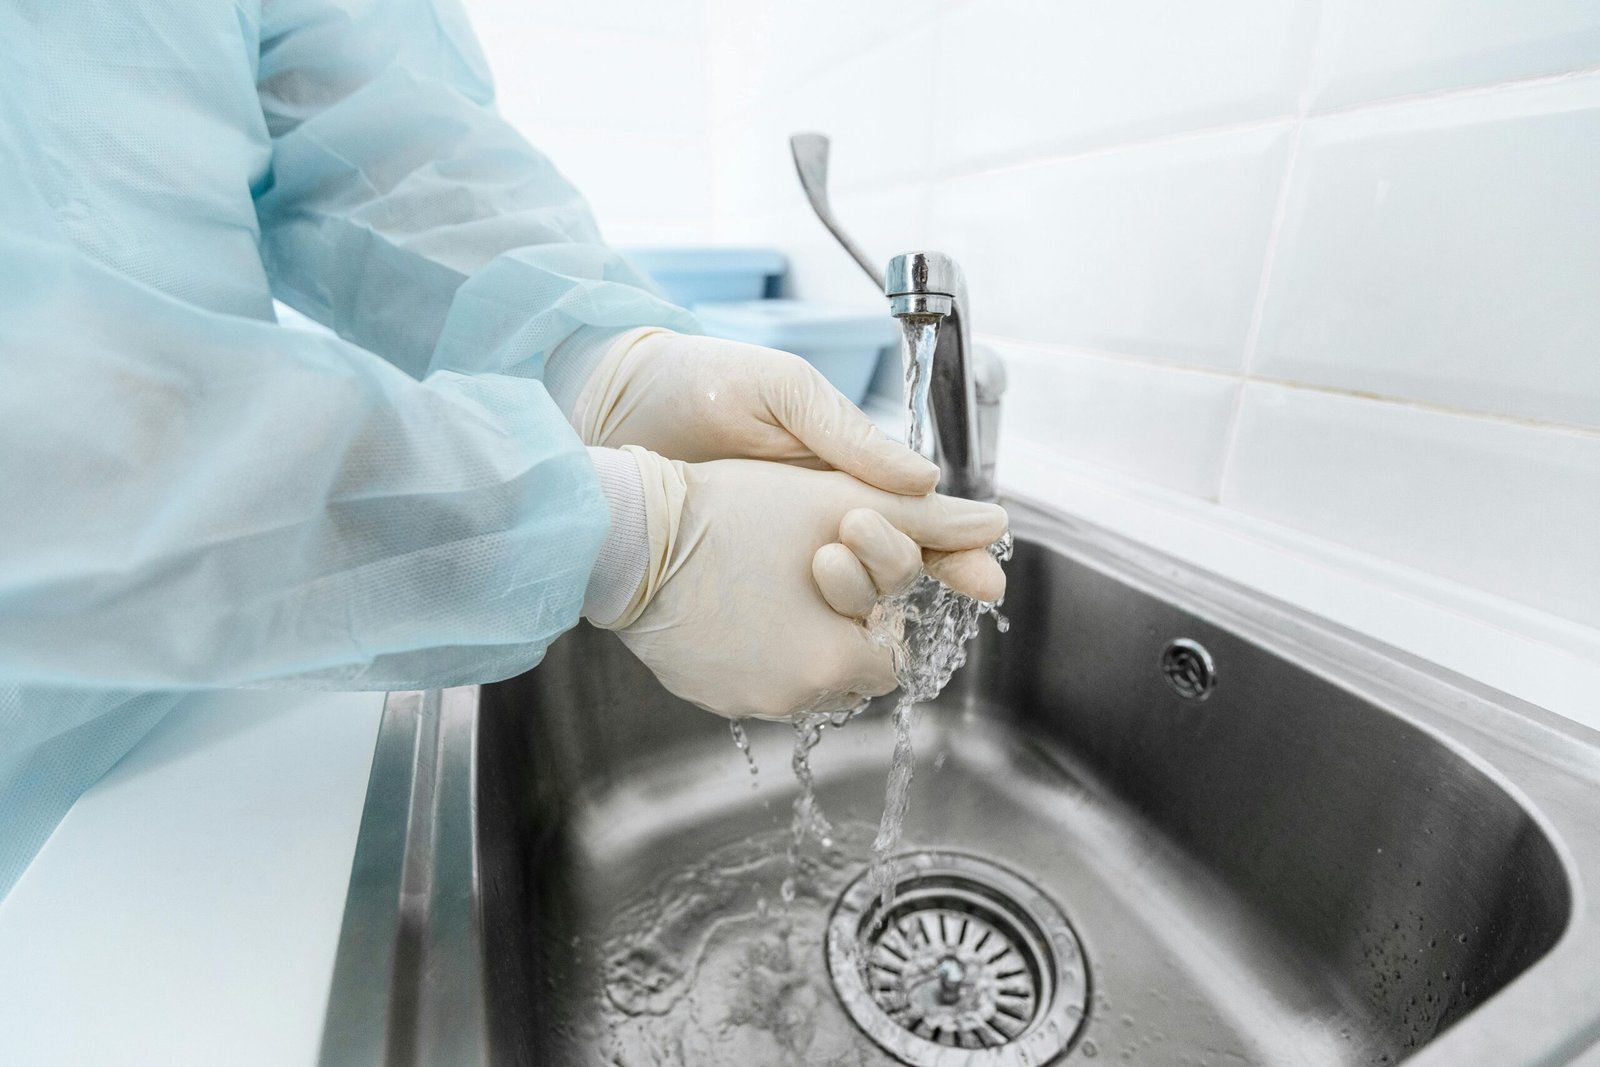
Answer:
[545,327,640,426]
[582,446,650,627]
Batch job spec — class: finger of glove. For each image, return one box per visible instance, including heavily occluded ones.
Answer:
[813,542,878,619]
[839,508,923,597]
[924,547,1007,603]
[768,355,939,495]
[872,491,1009,553]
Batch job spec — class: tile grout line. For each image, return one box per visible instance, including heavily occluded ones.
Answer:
[1312,62,1600,120]
[926,115,1300,187]
[1004,439,1600,662]
[705,0,968,132]
[1212,101,1310,504]
[797,64,1600,196]
[1211,0,1330,503]
[981,331,1600,441]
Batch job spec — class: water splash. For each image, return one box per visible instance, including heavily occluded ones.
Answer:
[597,824,898,1066]
[782,712,837,905]
[728,719,759,788]
[864,533,1013,904]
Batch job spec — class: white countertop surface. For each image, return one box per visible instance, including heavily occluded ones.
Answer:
[0,689,384,1067]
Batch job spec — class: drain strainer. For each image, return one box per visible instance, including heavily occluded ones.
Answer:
[826,852,1088,1065]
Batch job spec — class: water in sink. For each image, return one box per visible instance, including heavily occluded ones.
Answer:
[596,820,898,1067]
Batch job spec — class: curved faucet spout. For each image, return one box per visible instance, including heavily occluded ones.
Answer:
[885,251,991,501]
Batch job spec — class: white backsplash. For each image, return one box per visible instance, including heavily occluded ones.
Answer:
[460,0,1600,714]
[701,0,1600,648]
[463,0,715,244]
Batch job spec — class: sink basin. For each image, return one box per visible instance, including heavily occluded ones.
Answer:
[319,499,1600,1067]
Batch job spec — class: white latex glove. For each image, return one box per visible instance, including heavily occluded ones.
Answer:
[573,328,940,494]
[571,328,1002,599]
[598,447,1008,721]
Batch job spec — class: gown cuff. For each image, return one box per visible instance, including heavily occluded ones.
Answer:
[583,446,651,627]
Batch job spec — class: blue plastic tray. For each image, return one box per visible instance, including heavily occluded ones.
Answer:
[621,247,787,306]
[693,300,896,405]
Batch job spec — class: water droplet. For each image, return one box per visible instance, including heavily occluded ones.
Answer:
[728,719,759,787]
[1082,1039,1099,1058]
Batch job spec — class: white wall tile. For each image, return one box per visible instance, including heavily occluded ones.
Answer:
[710,112,799,225]
[703,0,937,126]
[1224,383,1600,628]
[618,0,1600,653]
[466,0,702,39]
[514,126,712,241]
[715,183,929,310]
[1310,0,1600,109]
[1253,77,1600,429]
[463,0,715,244]
[934,0,1316,171]
[994,343,1240,499]
[787,30,942,194]
[928,125,1291,370]
[480,27,706,134]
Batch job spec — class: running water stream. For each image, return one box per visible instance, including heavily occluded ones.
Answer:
[593,316,1008,1065]
[864,315,1010,902]
[782,314,1010,907]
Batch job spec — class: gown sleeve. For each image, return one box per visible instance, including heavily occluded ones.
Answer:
[253,0,697,384]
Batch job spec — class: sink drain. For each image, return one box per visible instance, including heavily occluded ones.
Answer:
[826,852,1088,1065]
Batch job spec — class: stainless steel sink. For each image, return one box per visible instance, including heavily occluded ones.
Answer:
[319,499,1600,1067]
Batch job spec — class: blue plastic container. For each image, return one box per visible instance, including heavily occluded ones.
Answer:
[620,247,787,307]
[693,300,896,406]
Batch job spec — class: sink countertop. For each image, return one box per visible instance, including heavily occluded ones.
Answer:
[0,689,384,1067]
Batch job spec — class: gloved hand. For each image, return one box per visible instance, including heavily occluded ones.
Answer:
[570,328,1004,599]
[598,447,1008,721]
[573,328,940,494]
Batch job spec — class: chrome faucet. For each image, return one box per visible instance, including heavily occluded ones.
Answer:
[790,132,1002,502]
[884,251,996,500]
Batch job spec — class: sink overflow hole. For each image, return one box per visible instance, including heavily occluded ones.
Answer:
[1161,638,1216,701]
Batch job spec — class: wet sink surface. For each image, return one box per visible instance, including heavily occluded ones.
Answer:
[329,501,1600,1067]
[488,699,1397,1066]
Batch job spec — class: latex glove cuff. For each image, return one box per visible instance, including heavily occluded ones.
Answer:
[545,326,652,426]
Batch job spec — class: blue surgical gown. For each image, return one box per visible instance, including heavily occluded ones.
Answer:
[0,0,697,896]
